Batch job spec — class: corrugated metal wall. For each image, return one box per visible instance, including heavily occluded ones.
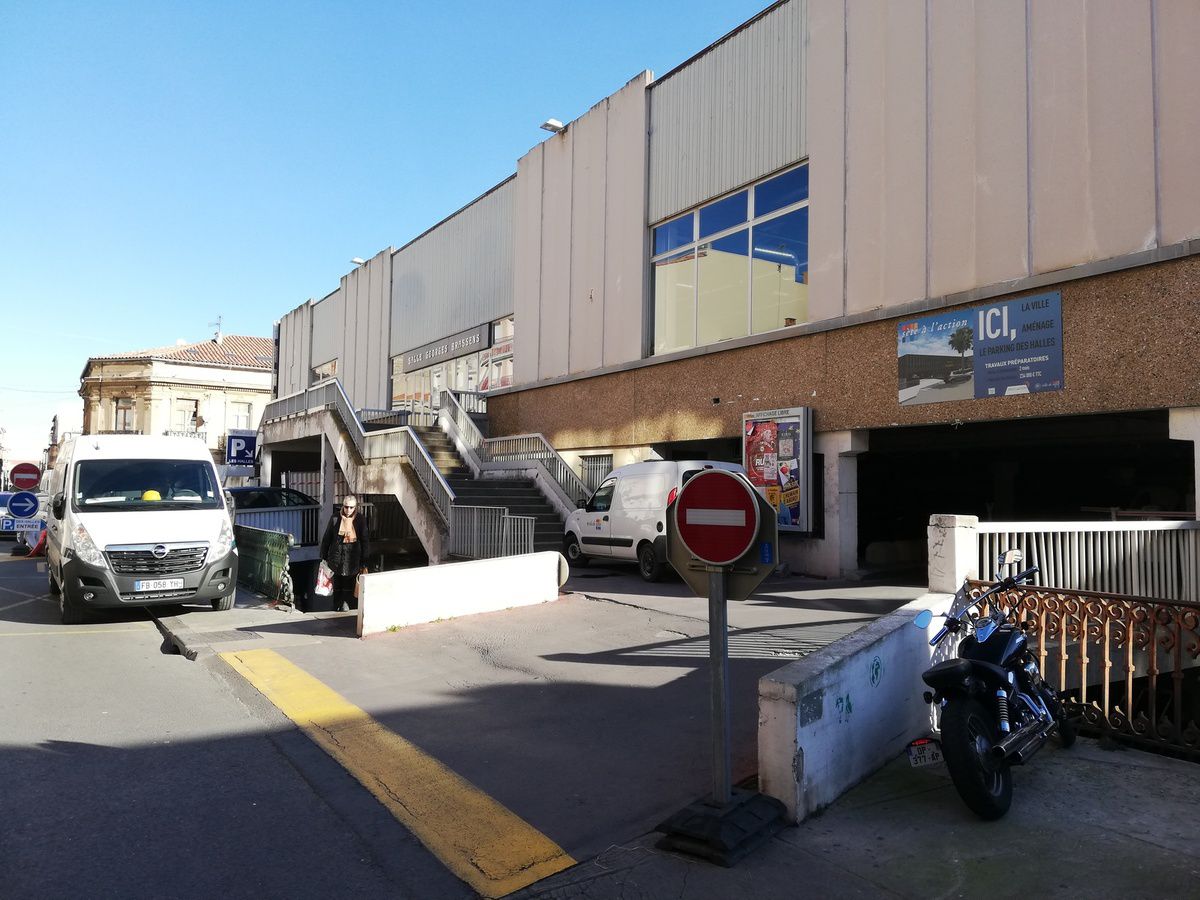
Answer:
[647,0,806,225]
[390,179,515,357]
[339,250,392,409]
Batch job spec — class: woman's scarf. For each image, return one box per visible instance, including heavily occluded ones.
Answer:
[338,513,357,543]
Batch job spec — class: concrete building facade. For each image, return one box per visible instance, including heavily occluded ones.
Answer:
[270,0,1200,577]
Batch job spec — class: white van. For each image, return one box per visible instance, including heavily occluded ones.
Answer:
[563,459,745,581]
[45,435,238,624]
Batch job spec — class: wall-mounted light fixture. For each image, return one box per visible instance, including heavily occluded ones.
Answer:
[351,257,366,265]
[539,119,565,134]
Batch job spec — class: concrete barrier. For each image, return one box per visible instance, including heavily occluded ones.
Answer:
[356,551,569,637]
[758,596,948,823]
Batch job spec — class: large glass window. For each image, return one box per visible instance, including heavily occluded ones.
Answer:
[751,208,809,333]
[653,250,697,354]
[650,163,809,356]
[697,230,749,346]
[113,398,135,433]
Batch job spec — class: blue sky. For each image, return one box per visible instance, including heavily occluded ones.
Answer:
[0,0,770,463]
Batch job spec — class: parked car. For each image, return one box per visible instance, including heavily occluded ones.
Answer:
[563,459,747,581]
[226,486,318,510]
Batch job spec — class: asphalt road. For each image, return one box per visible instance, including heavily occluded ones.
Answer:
[0,555,464,900]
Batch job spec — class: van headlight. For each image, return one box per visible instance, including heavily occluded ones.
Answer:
[70,523,107,568]
[208,516,236,562]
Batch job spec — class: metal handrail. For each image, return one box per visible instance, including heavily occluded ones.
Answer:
[440,390,589,507]
[263,378,455,527]
[485,433,590,506]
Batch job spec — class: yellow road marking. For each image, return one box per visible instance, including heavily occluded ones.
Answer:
[220,648,574,897]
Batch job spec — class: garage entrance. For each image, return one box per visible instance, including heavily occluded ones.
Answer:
[856,410,1196,575]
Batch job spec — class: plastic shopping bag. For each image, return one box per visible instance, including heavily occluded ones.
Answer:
[314,560,334,597]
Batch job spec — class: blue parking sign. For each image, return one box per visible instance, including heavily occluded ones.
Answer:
[226,434,257,465]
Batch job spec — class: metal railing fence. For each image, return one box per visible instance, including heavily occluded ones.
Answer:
[264,379,455,527]
[449,506,535,559]
[234,504,321,546]
[440,391,590,507]
[977,581,1200,758]
[977,520,1200,602]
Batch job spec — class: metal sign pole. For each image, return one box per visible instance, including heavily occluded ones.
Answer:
[708,567,732,807]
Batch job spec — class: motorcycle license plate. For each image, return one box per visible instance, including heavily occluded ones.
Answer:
[907,739,944,768]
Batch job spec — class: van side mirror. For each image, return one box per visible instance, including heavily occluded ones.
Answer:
[223,489,235,511]
[576,497,588,509]
[52,493,65,520]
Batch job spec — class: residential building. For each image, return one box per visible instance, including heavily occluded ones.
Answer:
[79,334,274,471]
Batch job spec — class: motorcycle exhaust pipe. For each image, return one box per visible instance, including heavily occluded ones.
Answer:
[990,720,1047,764]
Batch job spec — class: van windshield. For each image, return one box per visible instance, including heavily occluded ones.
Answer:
[74,459,222,510]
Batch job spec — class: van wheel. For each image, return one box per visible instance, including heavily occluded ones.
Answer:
[211,589,235,611]
[563,535,588,567]
[60,590,91,626]
[638,543,666,582]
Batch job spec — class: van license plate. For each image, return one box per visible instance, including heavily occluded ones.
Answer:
[134,579,184,592]
[907,740,944,767]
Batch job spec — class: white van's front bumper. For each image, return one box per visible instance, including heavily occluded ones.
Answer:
[62,548,239,609]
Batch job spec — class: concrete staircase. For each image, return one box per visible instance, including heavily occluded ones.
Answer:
[408,426,565,553]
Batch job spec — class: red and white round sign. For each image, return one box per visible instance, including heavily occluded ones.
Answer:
[673,469,760,566]
[9,463,41,491]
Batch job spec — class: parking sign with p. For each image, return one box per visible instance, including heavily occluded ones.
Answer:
[225,433,257,465]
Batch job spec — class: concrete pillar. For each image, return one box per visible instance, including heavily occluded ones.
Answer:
[320,435,337,514]
[927,514,979,593]
[259,444,273,488]
[1168,407,1200,519]
[785,429,868,578]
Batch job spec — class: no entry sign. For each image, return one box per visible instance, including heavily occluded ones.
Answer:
[674,470,761,566]
[9,463,41,491]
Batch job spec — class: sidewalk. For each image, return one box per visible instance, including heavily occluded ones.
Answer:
[151,585,354,660]
[515,738,1200,899]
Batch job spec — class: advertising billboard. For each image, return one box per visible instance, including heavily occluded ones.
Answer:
[898,291,1063,406]
[742,406,813,533]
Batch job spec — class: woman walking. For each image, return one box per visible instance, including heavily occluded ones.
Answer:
[319,495,370,611]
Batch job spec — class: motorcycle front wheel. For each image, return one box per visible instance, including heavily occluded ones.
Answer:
[941,698,1013,820]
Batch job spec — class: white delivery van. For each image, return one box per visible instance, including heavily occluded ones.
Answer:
[45,435,238,624]
[563,459,745,581]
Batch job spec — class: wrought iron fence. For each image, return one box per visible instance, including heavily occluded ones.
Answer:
[976,581,1200,758]
[977,521,1200,601]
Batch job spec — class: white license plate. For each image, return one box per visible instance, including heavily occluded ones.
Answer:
[134,578,185,592]
[907,740,944,768]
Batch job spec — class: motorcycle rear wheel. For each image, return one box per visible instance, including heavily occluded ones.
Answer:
[941,698,1013,820]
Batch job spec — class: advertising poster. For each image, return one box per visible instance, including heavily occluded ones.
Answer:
[897,291,1063,406]
[742,407,812,532]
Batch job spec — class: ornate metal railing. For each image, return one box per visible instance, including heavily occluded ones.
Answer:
[975,581,1200,758]
[163,429,207,441]
[976,521,1200,601]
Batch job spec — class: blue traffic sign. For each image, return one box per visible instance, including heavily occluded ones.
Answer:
[226,433,257,465]
[8,491,39,519]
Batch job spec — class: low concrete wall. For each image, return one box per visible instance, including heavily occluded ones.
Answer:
[357,551,569,637]
[758,596,949,823]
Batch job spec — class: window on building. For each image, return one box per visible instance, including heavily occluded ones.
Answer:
[650,163,809,355]
[172,399,199,432]
[113,398,135,433]
[230,401,252,431]
[311,359,337,384]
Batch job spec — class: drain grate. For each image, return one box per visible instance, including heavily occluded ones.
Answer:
[200,630,263,643]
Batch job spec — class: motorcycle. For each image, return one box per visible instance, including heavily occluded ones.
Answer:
[909,549,1075,819]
